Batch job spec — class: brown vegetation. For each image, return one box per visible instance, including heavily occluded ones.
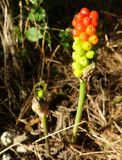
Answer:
[0,0,122,159]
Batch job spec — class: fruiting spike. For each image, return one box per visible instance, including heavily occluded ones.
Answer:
[72,7,99,78]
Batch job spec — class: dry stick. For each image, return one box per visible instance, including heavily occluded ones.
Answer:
[71,79,86,144]
[34,121,84,143]
[0,143,19,155]
[0,122,84,155]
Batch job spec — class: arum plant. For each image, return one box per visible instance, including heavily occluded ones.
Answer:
[32,81,50,154]
[71,7,99,143]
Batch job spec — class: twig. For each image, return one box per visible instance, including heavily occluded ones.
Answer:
[34,121,84,143]
[0,122,84,155]
[0,143,19,155]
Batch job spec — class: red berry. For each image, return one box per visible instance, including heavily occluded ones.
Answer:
[72,13,83,27]
[83,16,91,26]
[75,23,86,33]
[91,19,98,27]
[72,24,85,37]
[88,34,99,45]
[80,7,90,16]
[86,25,96,35]
[90,10,99,20]
[76,12,85,21]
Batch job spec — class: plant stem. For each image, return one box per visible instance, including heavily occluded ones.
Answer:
[71,79,86,144]
[40,114,50,154]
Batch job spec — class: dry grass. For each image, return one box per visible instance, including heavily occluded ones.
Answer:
[0,1,122,160]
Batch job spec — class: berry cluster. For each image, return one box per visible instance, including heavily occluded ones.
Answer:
[72,7,99,78]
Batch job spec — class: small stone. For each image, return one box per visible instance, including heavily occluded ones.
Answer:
[1,131,15,146]
[16,145,27,153]
[2,154,11,160]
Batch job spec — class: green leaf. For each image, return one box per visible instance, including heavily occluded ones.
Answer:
[25,27,42,42]
[59,29,70,48]
[14,26,23,43]
[111,96,122,105]
[28,7,46,22]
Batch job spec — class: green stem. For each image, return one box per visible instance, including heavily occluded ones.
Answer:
[71,79,86,144]
[40,114,50,154]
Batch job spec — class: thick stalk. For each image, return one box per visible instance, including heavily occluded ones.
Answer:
[71,79,86,144]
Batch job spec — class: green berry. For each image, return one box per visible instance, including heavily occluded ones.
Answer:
[73,69,83,78]
[38,89,44,99]
[72,62,83,70]
[72,42,82,51]
[86,50,95,59]
[74,37,81,43]
[72,38,83,51]
[79,56,89,67]
[72,52,81,61]
[73,49,85,56]
[82,41,92,51]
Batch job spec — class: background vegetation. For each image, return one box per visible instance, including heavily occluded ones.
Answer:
[0,0,122,159]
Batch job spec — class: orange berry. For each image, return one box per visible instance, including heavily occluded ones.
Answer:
[72,29,78,37]
[86,25,96,35]
[76,12,85,22]
[90,10,99,20]
[88,35,99,45]
[80,7,90,16]
[79,32,89,42]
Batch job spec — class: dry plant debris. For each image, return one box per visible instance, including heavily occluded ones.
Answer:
[0,0,122,159]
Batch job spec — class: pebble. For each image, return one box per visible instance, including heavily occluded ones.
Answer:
[2,154,12,160]
[1,131,15,146]
[16,145,27,153]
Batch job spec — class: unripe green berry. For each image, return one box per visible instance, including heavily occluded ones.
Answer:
[86,50,95,59]
[74,37,81,43]
[72,42,82,51]
[72,62,83,70]
[82,41,92,51]
[73,69,83,78]
[72,52,81,61]
[73,49,85,57]
[38,89,44,99]
[79,56,89,67]
[72,38,83,51]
